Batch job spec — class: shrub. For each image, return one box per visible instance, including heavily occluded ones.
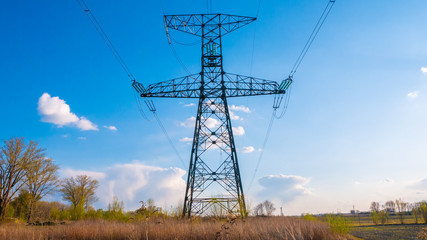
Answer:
[378,210,388,225]
[326,214,351,235]
[302,213,317,221]
[84,209,104,220]
[420,202,427,224]
[370,211,379,225]
[70,201,85,220]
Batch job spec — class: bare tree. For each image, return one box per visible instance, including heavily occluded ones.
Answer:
[410,202,420,224]
[370,201,380,212]
[420,201,427,224]
[263,200,276,216]
[395,198,407,224]
[254,203,264,216]
[60,175,99,210]
[25,157,59,222]
[384,200,395,213]
[0,138,43,219]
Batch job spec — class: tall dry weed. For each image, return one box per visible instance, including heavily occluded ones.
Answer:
[0,217,349,240]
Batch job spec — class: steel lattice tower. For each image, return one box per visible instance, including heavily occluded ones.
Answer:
[133,14,287,217]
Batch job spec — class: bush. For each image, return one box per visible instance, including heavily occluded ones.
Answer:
[421,202,427,224]
[84,209,104,220]
[326,214,351,235]
[70,201,85,220]
[302,213,317,221]
[371,211,379,225]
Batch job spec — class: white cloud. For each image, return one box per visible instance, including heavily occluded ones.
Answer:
[409,178,427,189]
[230,111,241,120]
[230,105,251,113]
[179,137,193,142]
[258,174,312,203]
[61,162,186,210]
[180,117,220,129]
[77,136,86,140]
[421,67,427,73]
[241,146,255,153]
[76,117,98,131]
[204,118,220,129]
[61,168,106,180]
[184,103,195,107]
[104,125,118,131]
[408,91,419,98]
[38,93,98,131]
[180,117,196,128]
[232,126,245,136]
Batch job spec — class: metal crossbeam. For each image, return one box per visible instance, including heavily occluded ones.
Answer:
[135,73,283,98]
[164,14,256,40]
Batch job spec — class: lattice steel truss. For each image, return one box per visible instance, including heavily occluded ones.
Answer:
[133,14,285,217]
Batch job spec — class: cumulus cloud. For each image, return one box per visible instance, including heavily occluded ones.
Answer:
[204,118,220,129]
[232,126,245,136]
[258,174,312,203]
[184,103,195,107]
[230,111,241,120]
[180,117,196,128]
[408,91,419,99]
[61,162,186,210]
[104,125,117,131]
[230,105,250,113]
[241,146,255,153]
[180,137,193,142]
[421,67,427,73]
[38,93,98,131]
[180,117,220,129]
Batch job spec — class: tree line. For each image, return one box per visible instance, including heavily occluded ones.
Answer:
[0,137,99,222]
[369,199,427,225]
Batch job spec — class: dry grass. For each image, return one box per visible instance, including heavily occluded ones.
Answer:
[0,217,350,240]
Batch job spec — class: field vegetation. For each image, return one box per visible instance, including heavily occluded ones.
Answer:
[0,217,350,240]
[1,137,426,239]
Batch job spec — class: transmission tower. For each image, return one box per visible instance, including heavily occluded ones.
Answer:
[133,14,290,217]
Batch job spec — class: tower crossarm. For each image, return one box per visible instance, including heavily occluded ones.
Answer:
[134,74,202,98]
[164,14,256,40]
[133,73,286,99]
[223,73,285,97]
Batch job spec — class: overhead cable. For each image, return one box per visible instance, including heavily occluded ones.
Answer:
[246,110,276,193]
[76,0,136,82]
[289,0,335,78]
[77,0,186,169]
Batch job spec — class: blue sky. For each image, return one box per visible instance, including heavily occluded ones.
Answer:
[1,0,427,215]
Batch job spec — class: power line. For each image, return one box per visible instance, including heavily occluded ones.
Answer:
[154,113,187,169]
[274,85,292,119]
[248,0,262,76]
[246,110,276,193]
[289,0,335,78]
[76,0,135,82]
[76,0,187,169]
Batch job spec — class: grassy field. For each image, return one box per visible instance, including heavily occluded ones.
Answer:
[342,213,427,240]
[0,217,350,240]
[1,214,425,240]
[350,224,427,240]
[343,213,423,226]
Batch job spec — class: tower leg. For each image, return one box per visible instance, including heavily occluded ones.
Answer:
[183,95,246,217]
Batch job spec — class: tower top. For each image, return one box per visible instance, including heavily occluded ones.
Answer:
[164,14,256,39]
